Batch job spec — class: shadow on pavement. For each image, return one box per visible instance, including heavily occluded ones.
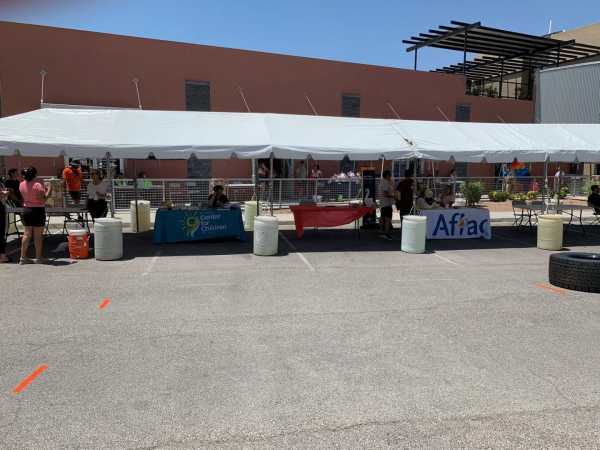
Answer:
[5,226,600,262]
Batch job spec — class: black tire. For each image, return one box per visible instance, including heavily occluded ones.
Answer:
[549,253,600,293]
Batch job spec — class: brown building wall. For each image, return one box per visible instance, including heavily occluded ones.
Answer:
[0,21,534,178]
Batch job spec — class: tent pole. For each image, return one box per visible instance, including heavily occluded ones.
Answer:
[253,159,259,217]
[133,160,139,233]
[544,158,549,213]
[269,155,274,216]
[411,157,418,215]
[105,154,114,218]
[380,157,385,178]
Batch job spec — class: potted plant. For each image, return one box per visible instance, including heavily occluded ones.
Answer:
[463,181,483,207]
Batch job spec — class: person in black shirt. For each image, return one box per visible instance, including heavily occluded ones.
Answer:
[395,170,414,223]
[0,180,9,263]
[207,185,229,208]
[4,168,22,206]
[588,185,600,215]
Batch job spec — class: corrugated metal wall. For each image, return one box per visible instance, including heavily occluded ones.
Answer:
[537,61,600,123]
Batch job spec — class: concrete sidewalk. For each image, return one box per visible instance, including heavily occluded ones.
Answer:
[30,205,598,231]
[34,210,594,230]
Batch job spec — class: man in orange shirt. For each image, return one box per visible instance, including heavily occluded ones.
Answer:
[62,161,83,204]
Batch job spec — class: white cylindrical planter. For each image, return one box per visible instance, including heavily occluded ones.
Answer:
[401,215,427,254]
[244,202,258,231]
[94,218,123,261]
[130,200,151,233]
[253,216,279,256]
[537,214,564,251]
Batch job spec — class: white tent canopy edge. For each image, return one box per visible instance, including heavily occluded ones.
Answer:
[1,108,600,163]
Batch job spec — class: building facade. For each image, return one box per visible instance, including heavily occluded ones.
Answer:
[0,21,534,178]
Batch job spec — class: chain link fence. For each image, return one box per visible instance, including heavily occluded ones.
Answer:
[40,175,600,211]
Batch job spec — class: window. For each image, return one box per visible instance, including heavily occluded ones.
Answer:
[185,81,211,111]
[455,104,471,122]
[342,94,360,117]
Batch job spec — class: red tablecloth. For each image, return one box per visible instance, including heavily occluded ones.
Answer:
[289,205,375,238]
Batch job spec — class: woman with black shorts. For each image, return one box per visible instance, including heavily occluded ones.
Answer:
[19,167,51,264]
[0,181,9,263]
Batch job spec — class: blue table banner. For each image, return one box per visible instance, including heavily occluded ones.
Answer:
[153,207,246,244]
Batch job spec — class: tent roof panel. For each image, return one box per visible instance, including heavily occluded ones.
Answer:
[1,108,600,163]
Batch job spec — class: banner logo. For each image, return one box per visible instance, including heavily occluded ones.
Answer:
[432,212,489,238]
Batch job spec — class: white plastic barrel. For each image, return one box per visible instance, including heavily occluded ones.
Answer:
[537,214,564,251]
[401,215,427,254]
[94,218,123,260]
[253,216,279,256]
[244,202,258,231]
[130,200,151,233]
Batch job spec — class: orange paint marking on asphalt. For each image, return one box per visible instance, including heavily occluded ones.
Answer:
[535,283,567,296]
[99,298,110,309]
[12,364,48,395]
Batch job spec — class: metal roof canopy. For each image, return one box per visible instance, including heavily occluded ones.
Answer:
[403,20,600,82]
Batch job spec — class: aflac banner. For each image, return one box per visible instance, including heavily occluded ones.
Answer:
[421,208,491,240]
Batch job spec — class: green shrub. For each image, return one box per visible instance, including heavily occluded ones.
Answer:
[463,181,483,206]
[488,191,497,201]
[494,191,510,202]
[551,187,569,199]
[526,191,538,200]
[510,193,527,202]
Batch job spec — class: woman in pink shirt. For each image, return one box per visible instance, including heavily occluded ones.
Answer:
[19,167,51,264]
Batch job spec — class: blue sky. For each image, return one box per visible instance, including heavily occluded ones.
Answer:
[2,0,599,70]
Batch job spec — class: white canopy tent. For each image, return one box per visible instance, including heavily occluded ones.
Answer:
[1,108,600,162]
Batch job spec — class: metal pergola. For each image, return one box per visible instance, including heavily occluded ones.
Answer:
[403,20,600,99]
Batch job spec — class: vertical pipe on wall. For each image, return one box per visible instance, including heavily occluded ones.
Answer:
[414,48,418,71]
[40,69,47,105]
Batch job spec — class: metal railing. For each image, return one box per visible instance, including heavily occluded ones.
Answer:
[39,175,600,211]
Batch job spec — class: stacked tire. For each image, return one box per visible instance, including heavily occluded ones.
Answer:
[549,253,600,293]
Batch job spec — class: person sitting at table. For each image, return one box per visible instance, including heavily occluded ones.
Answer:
[439,185,455,208]
[208,185,229,208]
[588,185,600,214]
[416,189,439,211]
[86,169,109,219]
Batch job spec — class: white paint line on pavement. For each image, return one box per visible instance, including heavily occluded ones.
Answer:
[279,232,316,272]
[434,253,459,266]
[142,250,161,277]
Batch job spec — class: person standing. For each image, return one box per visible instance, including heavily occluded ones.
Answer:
[63,161,83,204]
[588,185,600,215]
[19,167,51,264]
[86,170,109,219]
[311,164,323,179]
[380,170,395,240]
[0,181,10,263]
[395,170,414,223]
[554,166,564,195]
[4,168,23,206]
[296,161,308,179]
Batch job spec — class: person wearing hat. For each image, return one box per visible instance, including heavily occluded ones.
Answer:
[62,161,83,204]
[416,188,439,211]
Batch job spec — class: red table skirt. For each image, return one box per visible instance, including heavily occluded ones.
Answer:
[290,205,375,238]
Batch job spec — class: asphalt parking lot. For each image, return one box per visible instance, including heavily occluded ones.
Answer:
[1,225,600,449]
